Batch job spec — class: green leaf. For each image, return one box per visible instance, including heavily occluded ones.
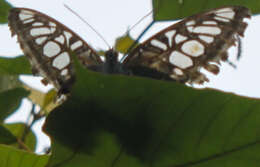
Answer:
[0,56,30,92]
[43,58,260,167]
[0,144,49,167]
[0,0,12,23]
[41,89,59,112]
[0,58,31,122]
[114,32,136,53]
[152,0,260,21]
[25,86,58,113]
[4,123,37,152]
[0,56,32,75]
[0,75,22,93]
[0,125,17,144]
[0,88,29,121]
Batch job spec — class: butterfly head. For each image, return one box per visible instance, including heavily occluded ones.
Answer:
[104,49,119,63]
[102,49,129,74]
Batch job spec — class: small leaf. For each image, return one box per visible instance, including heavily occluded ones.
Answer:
[0,75,22,93]
[114,32,136,53]
[0,88,29,121]
[4,123,37,151]
[42,89,59,112]
[0,125,17,144]
[25,86,58,113]
[0,56,32,75]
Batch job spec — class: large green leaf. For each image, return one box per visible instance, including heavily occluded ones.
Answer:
[0,0,12,23]
[152,0,260,21]
[43,58,260,167]
[0,144,49,167]
[0,88,29,121]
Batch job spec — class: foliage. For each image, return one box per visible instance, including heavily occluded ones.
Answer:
[153,0,260,21]
[0,0,11,23]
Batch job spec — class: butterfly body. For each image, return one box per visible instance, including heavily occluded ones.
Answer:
[8,6,250,95]
[102,50,126,74]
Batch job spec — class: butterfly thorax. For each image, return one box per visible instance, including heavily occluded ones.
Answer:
[95,49,129,75]
[103,49,120,73]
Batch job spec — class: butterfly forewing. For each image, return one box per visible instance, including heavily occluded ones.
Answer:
[8,8,103,93]
[124,6,251,84]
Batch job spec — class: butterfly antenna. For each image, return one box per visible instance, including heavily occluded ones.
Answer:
[120,20,155,62]
[129,3,162,45]
[120,10,155,62]
[64,4,111,49]
[128,10,153,31]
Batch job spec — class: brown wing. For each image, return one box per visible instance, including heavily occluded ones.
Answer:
[8,8,103,93]
[124,6,251,84]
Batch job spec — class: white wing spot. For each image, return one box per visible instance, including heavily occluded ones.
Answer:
[32,22,44,26]
[35,36,47,45]
[52,52,70,70]
[71,41,83,50]
[193,26,221,35]
[55,35,65,44]
[182,40,204,57]
[50,27,56,33]
[187,26,194,32]
[23,18,34,24]
[49,22,56,27]
[170,74,178,79]
[61,69,68,76]
[175,34,188,44]
[214,16,229,22]
[150,39,167,50]
[186,20,195,26]
[162,57,167,62]
[173,68,184,75]
[169,51,193,69]
[43,41,61,57]
[202,21,217,25]
[20,10,34,15]
[19,13,33,21]
[47,22,56,33]
[215,8,233,13]
[199,35,214,43]
[30,27,52,36]
[216,11,235,19]
[165,30,176,47]
[64,31,72,45]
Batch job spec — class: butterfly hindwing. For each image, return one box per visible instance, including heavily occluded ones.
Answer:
[8,8,103,93]
[124,6,251,84]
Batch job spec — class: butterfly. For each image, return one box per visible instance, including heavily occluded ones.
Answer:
[8,6,250,95]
